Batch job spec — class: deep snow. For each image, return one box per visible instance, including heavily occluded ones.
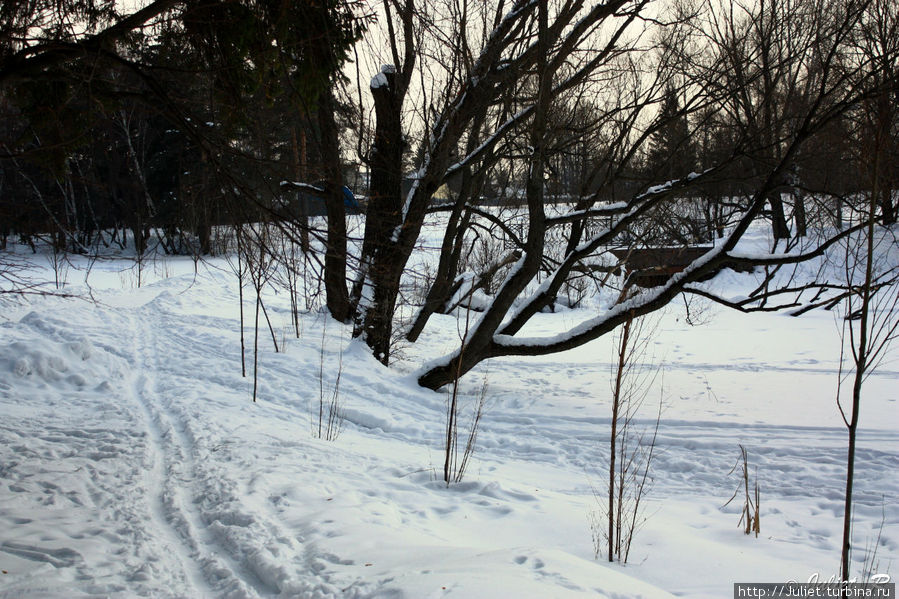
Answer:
[1,228,896,598]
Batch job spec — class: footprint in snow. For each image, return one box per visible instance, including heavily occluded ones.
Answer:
[0,542,83,569]
[514,555,545,570]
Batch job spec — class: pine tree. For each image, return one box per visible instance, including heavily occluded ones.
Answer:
[646,86,696,182]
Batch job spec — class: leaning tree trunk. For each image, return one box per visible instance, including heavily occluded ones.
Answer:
[418,0,552,390]
[406,115,487,343]
[406,203,470,343]
[499,180,601,332]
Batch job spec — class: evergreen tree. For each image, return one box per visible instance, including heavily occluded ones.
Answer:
[646,86,696,182]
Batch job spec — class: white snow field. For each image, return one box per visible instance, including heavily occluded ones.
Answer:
[1,226,897,598]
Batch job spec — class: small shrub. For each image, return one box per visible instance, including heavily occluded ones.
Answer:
[723,444,760,537]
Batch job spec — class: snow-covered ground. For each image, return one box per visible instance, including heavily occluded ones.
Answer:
[1,228,897,598]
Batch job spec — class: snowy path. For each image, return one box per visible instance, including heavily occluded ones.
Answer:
[129,308,247,597]
[0,307,193,596]
[126,295,359,598]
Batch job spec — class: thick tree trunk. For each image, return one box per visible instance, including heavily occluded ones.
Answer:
[355,66,406,362]
[197,221,210,255]
[793,192,807,237]
[769,192,790,239]
[317,92,351,322]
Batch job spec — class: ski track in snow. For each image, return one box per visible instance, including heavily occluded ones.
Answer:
[0,308,193,597]
[0,295,347,598]
[481,405,899,505]
[130,297,356,598]
[129,308,246,598]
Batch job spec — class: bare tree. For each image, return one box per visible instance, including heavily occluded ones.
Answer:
[598,308,662,563]
[848,0,899,225]
[835,130,899,585]
[416,0,888,389]
[351,0,689,371]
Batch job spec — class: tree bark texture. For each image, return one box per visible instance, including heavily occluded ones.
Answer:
[317,92,351,322]
[355,67,406,362]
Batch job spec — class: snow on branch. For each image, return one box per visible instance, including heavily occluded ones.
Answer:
[491,185,770,355]
[279,181,326,195]
[722,221,867,266]
[370,64,397,89]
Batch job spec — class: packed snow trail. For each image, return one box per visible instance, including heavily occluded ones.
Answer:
[0,291,350,598]
[130,293,351,598]
[0,307,199,597]
[129,307,260,597]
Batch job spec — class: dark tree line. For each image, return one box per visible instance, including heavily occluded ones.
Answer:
[1,1,368,256]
